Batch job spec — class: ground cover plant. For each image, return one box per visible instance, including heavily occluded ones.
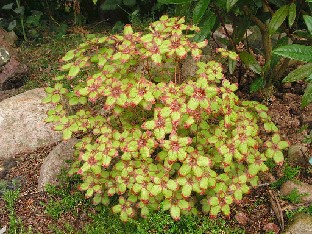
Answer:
[43,15,289,222]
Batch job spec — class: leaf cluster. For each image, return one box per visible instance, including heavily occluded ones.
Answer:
[44,15,288,221]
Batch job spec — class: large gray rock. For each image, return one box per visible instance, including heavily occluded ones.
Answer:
[283,213,312,234]
[38,138,78,191]
[0,88,62,159]
[0,29,27,90]
[280,180,312,204]
[287,144,310,167]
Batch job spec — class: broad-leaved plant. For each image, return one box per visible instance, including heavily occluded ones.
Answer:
[44,15,288,221]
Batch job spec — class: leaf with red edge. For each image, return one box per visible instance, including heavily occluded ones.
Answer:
[170,205,181,221]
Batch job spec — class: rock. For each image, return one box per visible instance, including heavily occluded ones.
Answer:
[37,138,78,191]
[0,158,17,179]
[0,48,10,67]
[287,144,310,167]
[0,28,27,90]
[283,213,312,234]
[0,88,62,159]
[263,223,280,234]
[280,180,312,204]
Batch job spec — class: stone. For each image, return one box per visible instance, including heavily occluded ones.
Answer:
[0,28,27,90]
[263,223,280,234]
[283,213,312,234]
[37,138,78,191]
[0,88,62,159]
[287,144,310,167]
[0,48,10,67]
[280,180,312,204]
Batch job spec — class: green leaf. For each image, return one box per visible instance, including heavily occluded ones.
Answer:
[123,0,136,6]
[193,0,210,24]
[112,204,122,214]
[273,151,284,164]
[248,164,259,176]
[100,0,121,10]
[68,65,80,77]
[303,15,312,34]
[158,0,191,4]
[194,10,216,42]
[167,180,178,191]
[2,3,14,10]
[170,205,181,220]
[234,190,243,200]
[282,63,312,83]
[209,197,219,206]
[239,51,261,74]
[250,77,265,93]
[179,164,191,176]
[178,200,189,210]
[302,82,312,107]
[210,205,220,216]
[269,5,289,35]
[226,0,239,12]
[51,94,61,103]
[13,6,24,14]
[273,44,312,63]
[63,49,75,61]
[221,204,230,216]
[228,58,237,74]
[8,20,16,31]
[272,134,281,144]
[63,128,72,140]
[182,184,192,197]
[288,3,296,27]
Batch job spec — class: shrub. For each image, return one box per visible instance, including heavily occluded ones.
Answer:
[44,15,288,221]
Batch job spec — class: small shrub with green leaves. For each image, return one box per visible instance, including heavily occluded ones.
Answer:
[44,15,288,221]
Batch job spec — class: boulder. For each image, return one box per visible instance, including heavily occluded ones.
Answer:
[0,88,62,159]
[280,180,312,204]
[0,48,10,67]
[283,213,312,234]
[287,144,310,167]
[0,28,27,90]
[38,138,78,191]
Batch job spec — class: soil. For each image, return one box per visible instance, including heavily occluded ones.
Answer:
[0,37,311,234]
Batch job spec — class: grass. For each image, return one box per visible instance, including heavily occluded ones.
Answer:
[282,188,309,204]
[20,32,86,90]
[270,164,301,189]
[285,204,312,220]
[0,179,32,234]
[43,169,245,234]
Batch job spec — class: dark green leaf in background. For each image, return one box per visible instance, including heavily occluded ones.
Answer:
[13,6,24,14]
[239,51,262,74]
[288,3,296,28]
[302,82,312,107]
[158,0,191,4]
[273,44,312,63]
[226,0,239,12]
[303,15,312,35]
[123,0,136,6]
[8,20,16,31]
[269,5,289,35]
[193,0,210,24]
[250,77,265,93]
[228,58,237,74]
[1,3,13,10]
[100,0,121,10]
[282,63,312,83]
[194,10,216,42]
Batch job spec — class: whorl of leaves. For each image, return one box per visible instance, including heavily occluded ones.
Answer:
[44,15,288,221]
